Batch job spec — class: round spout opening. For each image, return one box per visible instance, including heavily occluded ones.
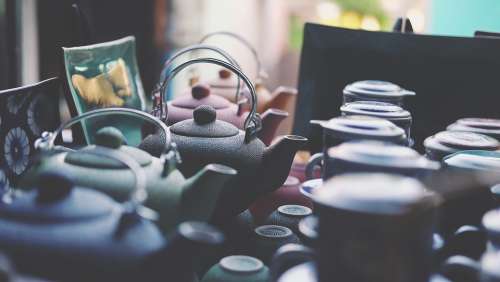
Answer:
[206,164,237,175]
[265,108,289,117]
[284,135,308,142]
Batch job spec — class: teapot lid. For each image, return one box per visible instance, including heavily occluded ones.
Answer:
[340,101,411,120]
[170,105,239,138]
[433,131,499,150]
[314,115,406,141]
[64,127,152,168]
[343,80,415,99]
[328,141,438,170]
[313,173,434,215]
[0,172,114,222]
[444,150,500,172]
[171,83,231,110]
[448,118,500,139]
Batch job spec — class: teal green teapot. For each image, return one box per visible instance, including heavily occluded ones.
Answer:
[21,108,237,233]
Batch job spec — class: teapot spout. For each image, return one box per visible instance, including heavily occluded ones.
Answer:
[262,135,308,191]
[181,164,237,223]
[268,86,297,111]
[257,108,289,146]
[141,222,224,282]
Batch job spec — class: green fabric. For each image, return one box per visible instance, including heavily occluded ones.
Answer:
[63,36,146,146]
[429,0,500,36]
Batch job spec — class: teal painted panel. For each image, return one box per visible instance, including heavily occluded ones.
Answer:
[429,0,500,36]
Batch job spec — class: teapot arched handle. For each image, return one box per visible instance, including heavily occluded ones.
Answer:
[35,108,178,171]
[160,58,260,142]
[305,153,323,180]
[156,44,242,102]
[199,31,267,80]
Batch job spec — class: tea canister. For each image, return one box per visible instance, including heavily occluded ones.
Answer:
[341,101,413,146]
[312,173,440,282]
[424,131,499,161]
[448,118,500,141]
[342,80,415,107]
[443,150,500,172]
[201,255,269,282]
[307,140,439,181]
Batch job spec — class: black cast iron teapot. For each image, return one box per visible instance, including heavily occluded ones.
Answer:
[22,107,236,233]
[139,58,308,220]
[0,147,224,282]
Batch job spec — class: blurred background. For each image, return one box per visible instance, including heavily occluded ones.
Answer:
[2,0,500,94]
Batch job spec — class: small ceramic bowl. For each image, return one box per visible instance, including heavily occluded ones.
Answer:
[201,255,269,282]
[264,205,313,235]
[252,225,300,264]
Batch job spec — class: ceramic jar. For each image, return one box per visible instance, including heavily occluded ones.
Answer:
[307,140,439,181]
[201,255,269,282]
[341,101,413,146]
[264,205,313,235]
[249,176,313,223]
[313,173,440,282]
[424,131,500,161]
[448,118,500,141]
[443,150,500,172]
[252,225,300,264]
[342,80,415,107]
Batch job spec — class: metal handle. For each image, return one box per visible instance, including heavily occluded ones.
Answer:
[160,58,260,141]
[35,107,171,154]
[305,153,323,180]
[199,31,266,80]
[157,44,242,102]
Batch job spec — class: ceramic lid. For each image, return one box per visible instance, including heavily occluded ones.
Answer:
[328,141,439,170]
[0,172,114,222]
[481,252,500,279]
[433,131,499,150]
[313,173,433,215]
[315,115,406,141]
[65,127,152,168]
[447,118,500,139]
[278,205,312,217]
[171,83,231,110]
[341,101,411,120]
[219,255,264,274]
[255,225,293,239]
[443,150,500,171]
[170,105,239,138]
[343,80,415,99]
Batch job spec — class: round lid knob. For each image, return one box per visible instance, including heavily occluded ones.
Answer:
[193,105,217,125]
[95,127,125,149]
[219,69,232,79]
[191,83,211,100]
[37,172,73,202]
[219,255,264,274]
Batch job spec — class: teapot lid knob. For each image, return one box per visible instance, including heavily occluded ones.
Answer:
[37,172,73,202]
[218,68,232,79]
[191,83,211,100]
[194,105,217,125]
[95,127,125,149]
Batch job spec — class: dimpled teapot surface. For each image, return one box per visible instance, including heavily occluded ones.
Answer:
[424,131,500,161]
[342,80,415,106]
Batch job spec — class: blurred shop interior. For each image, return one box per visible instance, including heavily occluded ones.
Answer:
[2,0,500,116]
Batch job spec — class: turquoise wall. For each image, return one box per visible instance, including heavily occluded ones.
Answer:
[429,0,500,36]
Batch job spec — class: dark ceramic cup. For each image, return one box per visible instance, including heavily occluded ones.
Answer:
[298,215,319,248]
[424,131,499,161]
[312,173,440,282]
[252,225,300,265]
[249,176,313,224]
[201,255,269,282]
[307,116,407,180]
[307,140,439,181]
[264,205,313,235]
[341,101,413,146]
[481,252,500,282]
[447,118,500,141]
[342,80,415,107]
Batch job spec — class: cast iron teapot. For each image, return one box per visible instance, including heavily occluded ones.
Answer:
[140,58,308,221]
[199,31,297,114]
[22,107,236,233]
[1,147,225,282]
[154,51,288,145]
